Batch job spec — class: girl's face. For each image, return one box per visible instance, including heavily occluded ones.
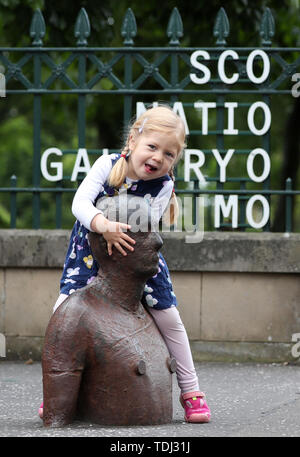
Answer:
[127,130,179,181]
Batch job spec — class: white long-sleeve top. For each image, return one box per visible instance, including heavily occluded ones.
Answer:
[72,154,173,231]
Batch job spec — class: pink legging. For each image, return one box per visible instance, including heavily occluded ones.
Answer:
[147,306,199,394]
[53,295,199,394]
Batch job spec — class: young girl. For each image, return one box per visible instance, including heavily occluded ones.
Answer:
[39,105,211,424]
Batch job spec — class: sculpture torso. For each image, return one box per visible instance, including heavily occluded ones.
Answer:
[42,279,173,426]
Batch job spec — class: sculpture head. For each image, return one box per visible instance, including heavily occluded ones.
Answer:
[89,194,163,280]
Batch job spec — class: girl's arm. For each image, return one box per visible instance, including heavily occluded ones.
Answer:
[150,180,174,220]
[72,153,135,256]
[71,154,114,231]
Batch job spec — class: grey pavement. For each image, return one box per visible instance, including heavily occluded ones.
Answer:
[0,360,300,437]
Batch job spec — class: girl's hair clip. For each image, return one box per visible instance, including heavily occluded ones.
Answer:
[138,117,148,134]
[121,149,131,159]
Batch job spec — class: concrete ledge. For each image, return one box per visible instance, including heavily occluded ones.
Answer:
[190,341,300,364]
[0,229,300,272]
[3,336,300,364]
[5,336,44,361]
[0,230,70,268]
[161,231,300,273]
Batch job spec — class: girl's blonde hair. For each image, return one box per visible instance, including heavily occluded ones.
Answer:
[108,104,186,225]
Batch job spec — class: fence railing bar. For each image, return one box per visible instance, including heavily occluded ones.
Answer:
[285,178,293,233]
[3,46,300,52]
[1,187,299,195]
[3,89,295,95]
[9,175,17,229]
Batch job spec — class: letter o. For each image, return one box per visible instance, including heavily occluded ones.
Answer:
[247,148,270,182]
[246,195,269,229]
[248,102,271,136]
[246,50,270,84]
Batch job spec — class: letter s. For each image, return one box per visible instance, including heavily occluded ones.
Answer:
[190,51,211,84]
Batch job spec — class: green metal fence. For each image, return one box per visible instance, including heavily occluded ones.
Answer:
[0,6,299,231]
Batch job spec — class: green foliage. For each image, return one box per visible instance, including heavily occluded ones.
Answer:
[0,0,299,230]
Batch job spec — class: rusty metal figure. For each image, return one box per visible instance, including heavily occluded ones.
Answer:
[42,195,176,427]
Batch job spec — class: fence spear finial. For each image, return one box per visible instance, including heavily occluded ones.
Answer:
[121,8,137,46]
[30,9,46,46]
[213,7,230,46]
[260,8,275,46]
[75,8,91,46]
[167,7,183,46]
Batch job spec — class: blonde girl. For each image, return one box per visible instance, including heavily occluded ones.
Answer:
[39,105,211,423]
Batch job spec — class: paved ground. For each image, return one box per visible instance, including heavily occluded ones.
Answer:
[0,360,300,439]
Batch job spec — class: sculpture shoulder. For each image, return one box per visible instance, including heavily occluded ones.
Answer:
[47,291,91,338]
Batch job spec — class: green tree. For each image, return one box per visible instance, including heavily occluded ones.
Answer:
[0,0,299,230]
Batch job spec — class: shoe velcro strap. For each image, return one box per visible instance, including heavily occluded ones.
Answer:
[182,391,205,401]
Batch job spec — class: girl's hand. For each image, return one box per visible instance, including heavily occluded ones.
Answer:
[102,220,136,256]
[90,213,136,256]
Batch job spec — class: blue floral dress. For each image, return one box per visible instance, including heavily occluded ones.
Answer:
[60,155,177,310]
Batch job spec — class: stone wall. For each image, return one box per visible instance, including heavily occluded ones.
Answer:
[0,229,299,362]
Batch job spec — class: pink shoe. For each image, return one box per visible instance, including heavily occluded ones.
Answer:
[180,391,211,423]
[38,402,43,419]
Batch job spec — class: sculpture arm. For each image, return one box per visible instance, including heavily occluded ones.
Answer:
[42,307,87,427]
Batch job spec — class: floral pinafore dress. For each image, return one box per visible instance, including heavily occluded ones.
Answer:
[59,155,177,310]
